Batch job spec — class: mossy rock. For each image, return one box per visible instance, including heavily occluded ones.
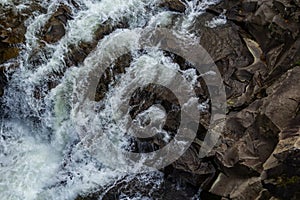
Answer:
[276,176,300,187]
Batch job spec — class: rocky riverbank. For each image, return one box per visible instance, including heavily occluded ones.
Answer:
[0,0,299,200]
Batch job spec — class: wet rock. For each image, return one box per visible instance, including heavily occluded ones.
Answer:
[0,8,26,45]
[94,53,132,101]
[76,173,164,200]
[76,172,200,200]
[66,20,128,67]
[0,7,25,64]
[0,3,45,96]
[159,0,186,13]
[0,42,19,64]
[0,2,46,61]
[30,20,129,100]
[42,5,72,43]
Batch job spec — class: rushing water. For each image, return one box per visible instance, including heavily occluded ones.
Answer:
[0,0,223,199]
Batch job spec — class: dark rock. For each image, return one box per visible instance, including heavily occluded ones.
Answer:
[41,5,72,43]
[255,189,272,200]
[159,0,186,13]
[214,113,279,175]
[208,66,299,199]
[94,53,132,101]
[172,145,216,188]
[210,174,263,200]
[209,0,300,70]
[189,13,260,110]
[0,1,47,99]
[260,66,300,130]
[0,2,46,64]
[76,171,200,200]
[262,114,300,200]
[0,42,19,64]
[0,66,6,97]
[263,37,300,87]
[0,7,24,64]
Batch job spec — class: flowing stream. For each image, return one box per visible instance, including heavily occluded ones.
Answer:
[0,0,223,199]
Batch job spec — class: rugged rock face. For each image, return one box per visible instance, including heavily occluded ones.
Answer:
[201,1,300,199]
[262,97,300,199]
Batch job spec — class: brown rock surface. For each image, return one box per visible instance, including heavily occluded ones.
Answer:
[159,0,186,13]
[41,5,72,44]
[262,114,300,199]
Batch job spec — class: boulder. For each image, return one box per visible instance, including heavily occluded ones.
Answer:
[260,66,300,130]
[42,5,72,43]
